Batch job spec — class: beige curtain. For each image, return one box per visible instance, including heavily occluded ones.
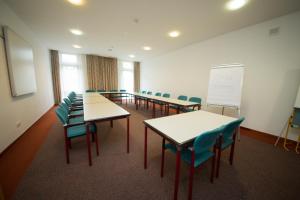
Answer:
[86,55,118,91]
[134,61,140,92]
[50,50,61,104]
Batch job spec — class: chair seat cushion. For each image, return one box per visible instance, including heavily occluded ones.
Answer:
[221,138,233,150]
[69,116,84,124]
[67,124,96,138]
[165,143,214,167]
[70,110,83,116]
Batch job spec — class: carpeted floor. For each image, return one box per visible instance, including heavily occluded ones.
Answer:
[13,104,300,200]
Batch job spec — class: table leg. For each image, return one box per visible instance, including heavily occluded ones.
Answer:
[144,126,148,169]
[86,123,92,166]
[110,120,113,128]
[176,106,180,114]
[127,117,130,153]
[174,147,181,200]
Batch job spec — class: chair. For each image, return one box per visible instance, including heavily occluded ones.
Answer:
[86,89,96,93]
[161,126,224,200]
[97,89,106,92]
[283,108,300,153]
[170,95,188,112]
[216,117,245,178]
[183,97,202,112]
[63,98,83,110]
[160,93,171,115]
[55,107,99,165]
[60,102,83,116]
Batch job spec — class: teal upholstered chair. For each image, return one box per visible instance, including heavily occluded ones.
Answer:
[161,126,224,200]
[64,98,83,109]
[86,89,96,93]
[68,93,82,104]
[216,117,245,178]
[162,93,170,98]
[170,95,188,111]
[97,89,106,92]
[60,102,82,117]
[147,91,152,95]
[183,97,202,112]
[55,107,99,165]
[141,91,146,94]
[160,93,171,115]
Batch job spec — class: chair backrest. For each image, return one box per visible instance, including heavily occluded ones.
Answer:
[56,107,68,125]
[194,126,224,154]
[63,98,72,107]
[162,93,170,98]
[142,91,146,94]
[222,117,245,142]
[178,95,187,101]
[120,89,126,92]
[292,108,300,126]
[155,92,162,96]
[189,97,201,104]
[86,89,96,93]
[147,91,152,95]
[110,89,118,92]
[60,102,69,112]
[97,89,106,92]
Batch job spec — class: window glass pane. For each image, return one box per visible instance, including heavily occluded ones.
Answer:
[118,60,134,92]
[61,54,78,65]
[122,62,134,70]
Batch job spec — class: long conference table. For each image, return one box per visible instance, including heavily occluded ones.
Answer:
[144,110,237,200]
[100,91,201,118]
[83,92,130,166]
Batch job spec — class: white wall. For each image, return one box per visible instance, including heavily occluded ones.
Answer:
[0,1,54,153]
[141,11,300,141]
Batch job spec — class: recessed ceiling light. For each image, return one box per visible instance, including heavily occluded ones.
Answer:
[168,31,180,38]
[73,44,82,49]
[143,46,152,51]
[67,0,85,6]
[129,54,135,58]
[226,0,248,11]
[70,29,83,35]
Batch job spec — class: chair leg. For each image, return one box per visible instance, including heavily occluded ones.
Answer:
[95,132,99,156]
[161,138,165,178]
[188,151,195,200]
[68,138,72,149]
[296,135,300,154]
[64,129,70,164]
[211,146,217,183]
[216,149,221,178]
[229,133,237,165]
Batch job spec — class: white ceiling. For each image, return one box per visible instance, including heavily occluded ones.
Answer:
[4,0,300,61]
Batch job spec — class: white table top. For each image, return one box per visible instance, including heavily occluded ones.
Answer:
[144,110,237,145]
[132,92,199,107]
[83,93,130,122]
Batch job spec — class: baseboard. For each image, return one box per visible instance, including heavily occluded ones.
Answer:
[240,126,297,148]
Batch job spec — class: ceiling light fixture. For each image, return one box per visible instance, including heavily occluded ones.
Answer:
[67,0,85,6]
[226,0,248,11]
[73,44,82,49]
[70,29,83,35]
[129,54,135,58]
[143,46,152,51]
[168,31,180,38]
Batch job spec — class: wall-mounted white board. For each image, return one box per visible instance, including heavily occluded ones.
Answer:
[3,26,37,96]
[207,64,244,107]
[294,85,300,108]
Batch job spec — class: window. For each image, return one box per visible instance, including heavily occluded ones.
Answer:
[59,53,84,99]
[118,61,134,93]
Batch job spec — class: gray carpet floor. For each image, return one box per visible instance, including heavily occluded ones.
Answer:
[14,104,300,200]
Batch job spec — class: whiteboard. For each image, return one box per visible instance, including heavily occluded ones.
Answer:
[3,26,37,96]
[206,64,244,107]
[295,85,300,108]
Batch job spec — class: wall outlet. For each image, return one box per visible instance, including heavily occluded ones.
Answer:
[16,121,21,128]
